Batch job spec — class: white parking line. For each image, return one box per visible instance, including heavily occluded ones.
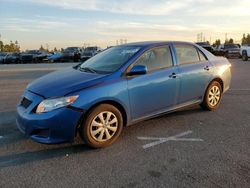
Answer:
[138,130,203,149]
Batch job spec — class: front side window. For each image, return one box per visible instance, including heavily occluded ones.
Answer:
[175,45,201,65]
[134,46,173,72]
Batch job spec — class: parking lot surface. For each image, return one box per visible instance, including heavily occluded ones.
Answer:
[0,60,250,187]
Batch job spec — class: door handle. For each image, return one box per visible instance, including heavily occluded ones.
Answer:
[169,72,177,79]
[204,66,210,71]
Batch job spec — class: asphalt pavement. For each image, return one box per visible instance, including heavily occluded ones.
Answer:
[0,60,250,188]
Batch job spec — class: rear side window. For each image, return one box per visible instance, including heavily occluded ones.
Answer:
[175,45,204,65]
[135,46,173,72]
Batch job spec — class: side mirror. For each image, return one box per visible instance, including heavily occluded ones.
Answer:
[127,65,147,76]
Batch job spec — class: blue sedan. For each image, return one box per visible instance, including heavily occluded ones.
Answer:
[16,41,231,148]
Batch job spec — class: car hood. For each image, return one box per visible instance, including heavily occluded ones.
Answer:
[27,67,106,98]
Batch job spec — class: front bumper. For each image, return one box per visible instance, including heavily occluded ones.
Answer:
[227,51,240,57]
[16,90,83,144]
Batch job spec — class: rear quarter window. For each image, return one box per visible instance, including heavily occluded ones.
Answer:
[198,50,207,61]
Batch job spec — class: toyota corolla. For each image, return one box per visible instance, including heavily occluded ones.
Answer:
[16,41,231,148]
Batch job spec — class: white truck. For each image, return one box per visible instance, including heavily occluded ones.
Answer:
[240,44,250,61]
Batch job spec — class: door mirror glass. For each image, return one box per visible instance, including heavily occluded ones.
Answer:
[128,65,147,76]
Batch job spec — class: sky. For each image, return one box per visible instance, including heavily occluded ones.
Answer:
[0,0,250,50]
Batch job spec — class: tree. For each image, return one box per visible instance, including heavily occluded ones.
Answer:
[242,33,250,45]
[2,40,20,52]
[212,39,221,47]
[225,38,234,44]
[53,47,58,52]
[14,40,20,51]
[0,40,4,52]
[228,38,234,44]
[39,45,45,51]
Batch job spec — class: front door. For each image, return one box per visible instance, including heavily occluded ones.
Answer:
[127,45,179,120]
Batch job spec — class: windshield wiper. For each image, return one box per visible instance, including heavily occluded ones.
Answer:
[79,66,97,73]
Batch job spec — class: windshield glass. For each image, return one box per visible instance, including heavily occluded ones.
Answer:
[26,50,40,54]
[197,42,210,46]
[84,47,98,52]
[79,46,141,74]
[224,44,239,49]
[65,47,78,52]
[0,53,7,56]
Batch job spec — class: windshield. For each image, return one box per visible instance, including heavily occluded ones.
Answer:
[197,42,210,46]
[65,47,78,52]
[224,44,239,49]
[0,53,7,56]
[25,50,40,54]
[79,46,141,74]
[85,47,98,52]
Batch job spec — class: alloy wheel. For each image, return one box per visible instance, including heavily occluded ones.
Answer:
[90,111,118,142]
[208,86,221,106]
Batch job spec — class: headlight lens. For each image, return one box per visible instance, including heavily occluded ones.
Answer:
[36,95,79,114]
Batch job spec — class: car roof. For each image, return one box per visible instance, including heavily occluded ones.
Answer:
[120,41,196,48]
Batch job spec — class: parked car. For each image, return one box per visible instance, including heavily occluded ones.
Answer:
[47,52,63,63]
[196,42,214,54]
[62,47,82,62]
[240,44,250,61]
[16,41,231,148]
[21,50,49,63]
[4,52,21,64]
[0,52,8,64]
[215,44,240,58]
[81,46,101,61]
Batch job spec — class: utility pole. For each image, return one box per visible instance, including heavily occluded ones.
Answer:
[46,43,49,52]
[197,33,203,42]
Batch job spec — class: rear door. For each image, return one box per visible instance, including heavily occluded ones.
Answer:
[174,44,212,104]
[127,45,179,120]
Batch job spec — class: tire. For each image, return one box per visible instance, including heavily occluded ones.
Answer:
[242,51,248,61]
[79,104,123,148]
[200,81,222,111]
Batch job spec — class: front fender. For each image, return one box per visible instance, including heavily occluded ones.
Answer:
[71,77,131,122]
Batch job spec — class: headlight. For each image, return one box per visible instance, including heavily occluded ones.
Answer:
[36,95,79,114]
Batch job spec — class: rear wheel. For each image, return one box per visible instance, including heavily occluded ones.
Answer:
[200,81,222,111]
[79,104,123,148]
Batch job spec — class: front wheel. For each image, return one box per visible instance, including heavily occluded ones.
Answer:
[79,104,123,148]
[200,81,222,111]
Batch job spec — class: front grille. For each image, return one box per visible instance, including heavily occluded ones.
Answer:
[20,97,32,108]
